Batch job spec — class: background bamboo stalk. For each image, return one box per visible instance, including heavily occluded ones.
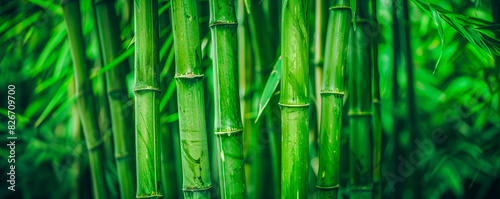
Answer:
[348,1,373,198]
[61,1,108,198]
[237,0,253,191]
[247,1,275,198]
[171,0,212,198]
[281,0,310,198]
[93,0,136,198]
[371,0,381,198]
[317,0,351,198]
[314,0,328,131]
[88,0,115,166]
[209,0,247,198]
[391,0,418,198]
[134,0,163,198]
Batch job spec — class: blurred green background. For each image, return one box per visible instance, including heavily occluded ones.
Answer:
[0,0,499,198]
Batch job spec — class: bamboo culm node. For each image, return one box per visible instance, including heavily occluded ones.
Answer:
[171,0,213,197]
[209,0,247,198]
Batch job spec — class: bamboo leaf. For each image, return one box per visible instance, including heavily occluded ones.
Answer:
[159,80,176,112]
[465,26,492,57]
[30,23,67,76]
[449,17,485,59]
[27,0,63,15]
[429,4,444,74]
[158,1,171,15]
[91,46,134,79]
[161,112,178,124]
[34,77,71,127]
[256,57,281,122]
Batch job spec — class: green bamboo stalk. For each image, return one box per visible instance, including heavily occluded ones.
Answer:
[93,0,136,198]
[134,0,163,198]
[68,80,82,199]
[371,0,381,198]
[316,0,351,198]
[61,1,108,198]
[209,0,247,198]
[348,1,373,198]
[392,0,417,198]
[237,0,253,186]
[281,0,309,198]
[170,0,212,198]
[314,0,328,131]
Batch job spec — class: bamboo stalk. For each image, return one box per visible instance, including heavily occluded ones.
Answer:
[68,80,82,199]
[348,1,373,198]
[61,1,108,198]
[391,0,417,197]
[170,0,212,198]
[93,0,136,198]
[314,0,328,131]
[281,0,310,198]
[209,0,247,198]
[371,0,381,198]
[88,0,115,166]
[134,0,163,198]
[317,0,351,198]
[237,0,253,189]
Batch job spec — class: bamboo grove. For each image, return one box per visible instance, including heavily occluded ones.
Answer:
[3,0,500,198]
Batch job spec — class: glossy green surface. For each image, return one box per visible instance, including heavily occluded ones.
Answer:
[209,0,247,198]
[281,0,309,198]
[134,0,163,198]
[94,0,136,198]
[62,1,108,198]
[317,0,351,198]
[171,0,212,198]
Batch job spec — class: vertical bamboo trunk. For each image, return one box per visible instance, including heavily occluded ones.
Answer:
[314,0,328,131]
[134,0,163,198]
[348,1,373,198]
[281,0,309,198]
[392,0,417,198]
[68,80,82,199]
[94,1,136,198]
[61,1,108,198]
[237,0,253,191]
[371,0,382,198]
[209,0,247,198]
[316,0,351,198]
[171,0,213,198]
[88,0,115,166]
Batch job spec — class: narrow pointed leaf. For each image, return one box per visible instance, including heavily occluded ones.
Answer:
[256,57,281,122]
[429,4,444,74]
